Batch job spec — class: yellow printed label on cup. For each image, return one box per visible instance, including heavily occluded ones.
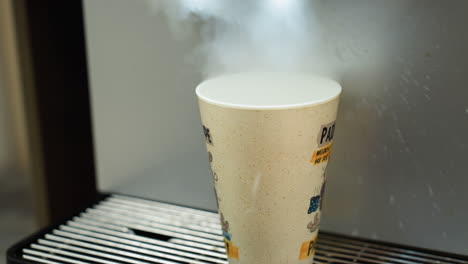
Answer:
[224,239,239,260]
[298,235,318,260]
[310,142,332,165]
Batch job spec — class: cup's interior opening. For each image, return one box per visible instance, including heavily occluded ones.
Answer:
[196,72,342,110]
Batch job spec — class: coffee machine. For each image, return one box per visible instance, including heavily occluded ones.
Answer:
[7,0,468,263]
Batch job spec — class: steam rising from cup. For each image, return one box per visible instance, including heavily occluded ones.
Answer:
[148,0,335,78]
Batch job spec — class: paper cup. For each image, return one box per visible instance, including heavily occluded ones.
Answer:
[196,72,341,263]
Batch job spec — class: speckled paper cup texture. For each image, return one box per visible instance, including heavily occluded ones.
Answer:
[196,72,341,264]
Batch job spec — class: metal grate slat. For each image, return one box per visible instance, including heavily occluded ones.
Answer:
[23,249,91,264]
[22,255,63,264]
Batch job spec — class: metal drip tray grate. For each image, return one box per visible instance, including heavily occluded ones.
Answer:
[10,194,468,264]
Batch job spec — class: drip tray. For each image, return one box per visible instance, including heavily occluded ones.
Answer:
[7,194,468,264]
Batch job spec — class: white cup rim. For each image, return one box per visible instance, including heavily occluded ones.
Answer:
[196,72,342,110]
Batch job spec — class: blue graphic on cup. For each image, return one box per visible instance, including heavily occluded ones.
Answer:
[223,231,232,241]
[308,195,321,214]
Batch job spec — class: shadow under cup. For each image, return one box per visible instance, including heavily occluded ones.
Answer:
[196,72,341,264]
